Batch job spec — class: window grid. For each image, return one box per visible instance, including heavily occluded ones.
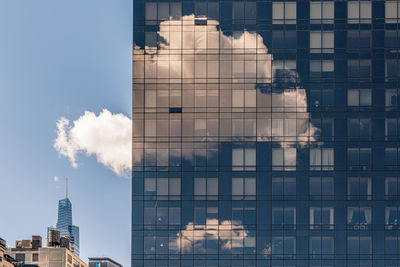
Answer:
[133,0,400,265]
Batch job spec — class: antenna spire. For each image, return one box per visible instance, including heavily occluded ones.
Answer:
[66,177,68,199]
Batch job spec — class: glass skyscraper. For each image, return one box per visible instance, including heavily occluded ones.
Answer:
[57,198,72,233]
[132,1,400,266]
[56,183,80,256]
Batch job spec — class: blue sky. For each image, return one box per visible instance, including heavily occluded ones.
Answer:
[0,1,132,266]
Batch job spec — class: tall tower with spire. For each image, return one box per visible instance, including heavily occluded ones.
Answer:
[55,178,80,256]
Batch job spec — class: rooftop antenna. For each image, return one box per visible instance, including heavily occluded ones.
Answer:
[66,177,68,199]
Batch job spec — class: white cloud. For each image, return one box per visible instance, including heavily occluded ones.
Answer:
[170,219,249,253]
[54,109,131,177]
[131,15,321,166]
[53,176,59,182]
[54,117,79,168]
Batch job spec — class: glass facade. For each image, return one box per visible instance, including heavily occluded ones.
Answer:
[57,198,72,234]
[57,198,80,256]
[132,1,400,266]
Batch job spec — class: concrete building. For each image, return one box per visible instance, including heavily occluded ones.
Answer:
[88,257,122,267]
[7,236,87,267]
[0,238,16,267]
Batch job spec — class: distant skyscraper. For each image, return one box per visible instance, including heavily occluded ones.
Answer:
[67,225,79,256]
[56,198,72,234]
[55,178,80,256]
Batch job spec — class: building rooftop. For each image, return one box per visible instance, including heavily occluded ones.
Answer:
[88,257,123,267]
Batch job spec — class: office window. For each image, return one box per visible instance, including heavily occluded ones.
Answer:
[348,207,372,228]
[169,207,181,225]
[241,232,257,253]
[386,1,400,23]
[232,177,256,200]
[386,60,400,79]
[232,91,243,108]
[232,207,256,225]
[232,2,244,22]
[347,236,372,254]
[164,178,180,198]
[194,178,218,200]
[386,30,400,48]
[272,147,297,171]
[348,30,372,49]
[272,2,296,24]
[348,59,371,77]
[145,31,158,48]
[232,90,257,108]
[272,31,297,49]
[144,234,156,254]
[385,236,400,254]
[310,31,334,53]
[144,206,181,225]
[348,177,371,200]
[272,177,296,197]
[159,207,176,225]
[272,60,297,81]
[310,148,334,170]
[194,207,204,225]
[194,207,218,225]
[385,207,400,229]
[348,118,371,136]
[144,177,181,200]
[207,207,218,223]
[348,89,371,106]
[145,3,157,22]
[278,118,297,137]
[348,1,372,24]
[385,177,400,198]
[32,254,39,262]
[310,88,334,107]
[310,207,334,230]
[309,177,334,198]
[231,117,243,137]
[272,236,296,258]
[386,118,400,137]
[271,118,285,137]
[385,147,400,168]
[157,3,169,21]
[244,2,256,23]
[230,230,257,254]
[15,254,25,263]
[232,147,256,171]
[272,207,296,228]
[347,148,371,170]
[386,89,400,110]
[310,118,334,137]
[309,236,334,256]
[310,1,334,23]
[310,60,334,73]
